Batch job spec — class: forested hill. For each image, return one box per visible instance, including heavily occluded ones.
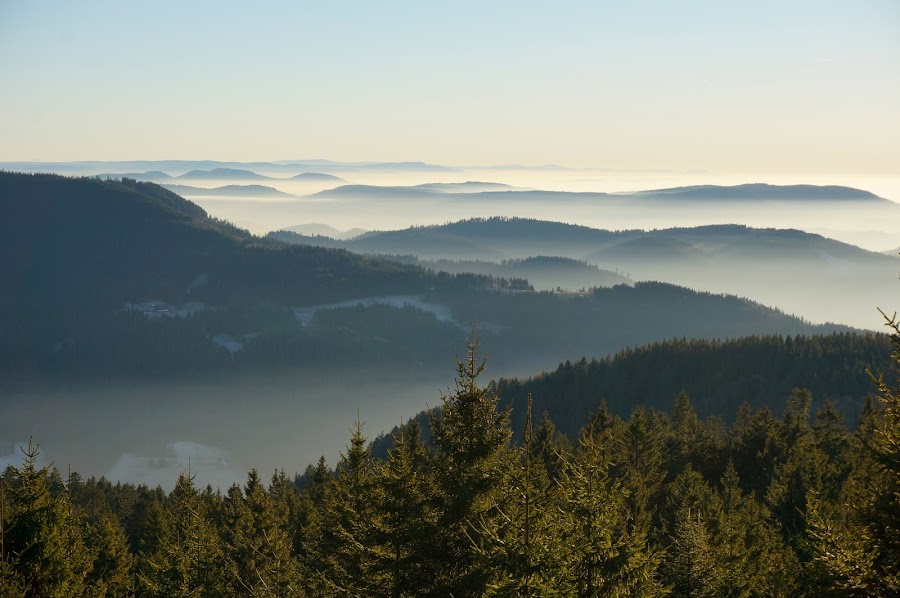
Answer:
[270,216,891,265]
[0,172,484,376]
[371,332,894,456]
[493,332,896,436]
[0,171,442,314]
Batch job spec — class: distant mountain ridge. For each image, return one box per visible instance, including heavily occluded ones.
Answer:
[162,184,294,198]
[0,159,460,176]
[631,183,881,201]
[269,216,897,330]
[282,223,368,239]
[177,168,273,181]
[272,217,891,264]
[290,172,345,181]
[311,182,888,203]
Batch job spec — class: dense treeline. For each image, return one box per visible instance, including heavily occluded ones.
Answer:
[494,332,895,436]
[2,323,899,596]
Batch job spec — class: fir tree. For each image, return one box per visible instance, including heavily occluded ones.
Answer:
[2,439,90,597]
[221,470,299,596]
[427,328,512,595]
[558,418,665,596]
[137,472,225,597]
[371,418,434,597]
[306,415,379,595]
[809,308,900,595]
[470,394,566,595]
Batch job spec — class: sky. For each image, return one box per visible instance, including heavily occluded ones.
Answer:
[1,0,898,174]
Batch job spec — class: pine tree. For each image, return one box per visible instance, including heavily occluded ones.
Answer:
[137,472,226,597]
[82,509,134,596]
[306,415,379,595]
[0,475,26,597]
[427,328,512,595]
[808,309,900,595]
[221,470,299,596]
[370,418,435,597]
[530,411,571,485]
[2,439,90,597]
[666,463,799,597]
[470,394,567,595]
[765,388,823,564]
[558,418,665,596]
[619,406,666,538]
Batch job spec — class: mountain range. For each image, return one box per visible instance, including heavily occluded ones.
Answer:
[310,182,889,203]
[162,184,295,198]
[0,172,850,380]
[270,216,897,330]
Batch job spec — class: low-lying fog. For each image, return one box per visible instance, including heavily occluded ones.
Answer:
[180,169,900,254]
[2,366,539,491]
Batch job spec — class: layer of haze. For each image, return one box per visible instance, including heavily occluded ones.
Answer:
[1,1,899,174]
[161,167,900,251]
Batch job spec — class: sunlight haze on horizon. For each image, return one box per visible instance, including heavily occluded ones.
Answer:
[1,0,898,175]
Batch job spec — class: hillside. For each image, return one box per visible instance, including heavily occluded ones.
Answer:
[270,217,898,328]
[632,183,883,201]
[0,172,462,377]
[273,217,891,264]
[372,332,895,457]
[289,172,345,181]
[382,255,630,291]
[1,174,853,380]
[282,223,368,239]
[177,168,273,181]
[494,332,895,435]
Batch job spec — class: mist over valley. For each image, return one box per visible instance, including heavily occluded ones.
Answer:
[1,166,896,489]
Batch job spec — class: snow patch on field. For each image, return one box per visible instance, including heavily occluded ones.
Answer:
[124,300,207,318]
[212,334,244,353]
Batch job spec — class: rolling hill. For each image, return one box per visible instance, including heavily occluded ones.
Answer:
[1,173,854,380]
[310,182,892,204]
[162,184,295,198]
[289,172,346,181]
[270,217,898,330]
[177,168,273,181]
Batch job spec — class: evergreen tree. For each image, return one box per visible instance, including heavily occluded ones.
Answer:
[82,509,134,596]
[371,418,435,597]
[765,388,823,565]
[618,406,667,539]
[137,472,226,597]
[809,309,900,595]
[666,464,799,597]
[470,395,566,595]
[558,418,665,596]
[529,410,572,485]
[305,415,379,595]
[221,470,299,597]
[427,328,512,595]
[2,440,90,597]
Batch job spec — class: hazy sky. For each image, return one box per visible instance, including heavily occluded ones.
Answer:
[1,0,898,173]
